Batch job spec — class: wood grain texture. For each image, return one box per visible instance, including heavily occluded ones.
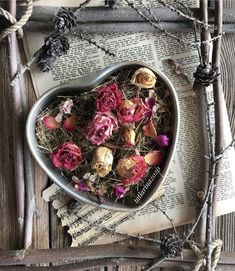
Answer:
[0,41,18,250]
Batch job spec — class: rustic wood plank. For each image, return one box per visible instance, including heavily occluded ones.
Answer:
[20,41,51,251]
[0,41,18,250]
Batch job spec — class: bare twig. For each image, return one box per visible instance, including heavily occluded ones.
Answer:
[157,0,213,29]
[215,139,235,161]
[76,33,116,57]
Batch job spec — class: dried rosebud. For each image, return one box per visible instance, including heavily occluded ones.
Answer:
[92,146,113,177]
[123,127,136,146]
[130,67,156,89]
[156,135,170,148]
[116,155,147,185]
[114,185,126,198]
[63,114,76,131]
[144,150,163,166]
[50,142,82,171]
[143,119,157,138]
[42,115,60,130]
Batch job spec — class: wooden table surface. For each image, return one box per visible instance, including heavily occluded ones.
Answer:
[0,1,235,270]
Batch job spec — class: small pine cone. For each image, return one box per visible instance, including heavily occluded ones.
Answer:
[44,34,69,57]
[105,0,118,8]
[54,7,77,33]
[35,34,69,72]
[36,56,54,73]
[160,234,183,258]
[193,62,219,87]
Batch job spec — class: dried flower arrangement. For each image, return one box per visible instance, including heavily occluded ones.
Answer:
[36,67,173,204]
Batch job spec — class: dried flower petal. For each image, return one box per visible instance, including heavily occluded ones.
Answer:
[55,112,63,123]
[156,135,170,148]
[92,146,113,177]
[144,150,163,166]
[63,114,76,131]
[42,115,60,130]
[123,127,136,146]
[143,119,157,138]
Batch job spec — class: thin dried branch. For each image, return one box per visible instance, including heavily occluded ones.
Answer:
[7,0,25,249]
[215,139,235,161]
[76,33,116,57]
[157,0,213,28]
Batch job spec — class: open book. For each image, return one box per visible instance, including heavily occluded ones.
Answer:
[23,0,235,246]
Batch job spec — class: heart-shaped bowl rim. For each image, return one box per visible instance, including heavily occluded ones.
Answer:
[26,61,180,212]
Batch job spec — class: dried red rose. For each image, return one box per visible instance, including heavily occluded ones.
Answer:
[116,154,147,185]
[51,142,82,171]
[85,111,118,145]
[117,98,146,125]
[96,82,123,112]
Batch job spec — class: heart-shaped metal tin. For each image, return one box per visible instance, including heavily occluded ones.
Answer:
[26,61,179,212]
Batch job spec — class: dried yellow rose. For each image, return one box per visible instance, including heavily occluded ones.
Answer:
[92,146,113,177]
[130,67,156,89]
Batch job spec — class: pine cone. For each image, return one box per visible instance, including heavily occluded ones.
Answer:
[35,34,69,72]
[54,7,77,33]
[160,234,183,258]
[44,34,69,57]
[105,0,118,8]
[36,57,54,73]
[193,63,219,87]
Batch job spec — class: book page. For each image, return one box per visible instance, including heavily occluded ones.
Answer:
[25,0,235,246]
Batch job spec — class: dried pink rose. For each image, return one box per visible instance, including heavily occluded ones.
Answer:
[50,142,82,171]
[116,155,147,185]
[42,115,60,130]
[114,185,126,198]
[117,98,146,125]
[85,111,118,145]
[96,82,123,112]
[156,135,170,148]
